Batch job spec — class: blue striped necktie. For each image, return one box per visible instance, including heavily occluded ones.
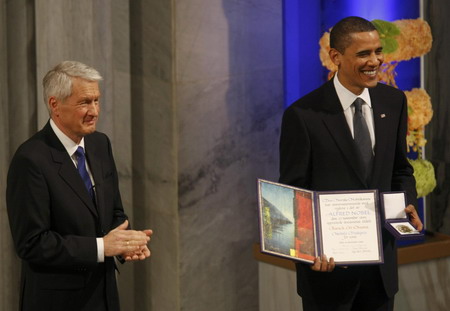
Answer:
[75,146,95,201]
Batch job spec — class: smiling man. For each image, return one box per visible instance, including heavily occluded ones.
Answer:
[7,61,153,311]
[279,17,422,311]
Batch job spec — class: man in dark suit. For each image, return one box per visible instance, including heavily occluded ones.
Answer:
[279,17,423,311]
[7,61,152,311]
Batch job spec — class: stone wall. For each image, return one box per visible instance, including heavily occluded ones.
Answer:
[424,0,450,235]
[0,0,284,310]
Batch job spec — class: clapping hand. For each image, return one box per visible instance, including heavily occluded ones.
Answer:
[103,220,153,261]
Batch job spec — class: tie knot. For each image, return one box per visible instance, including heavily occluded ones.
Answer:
[75,146,85,159]
[353,98,364,113]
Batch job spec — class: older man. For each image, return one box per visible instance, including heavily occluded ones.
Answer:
[7,61,152,311]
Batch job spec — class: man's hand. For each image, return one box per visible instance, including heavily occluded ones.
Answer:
[405,204,423,231]
[311,254,335,272]
[122,229,153,261]
[103,220,151,257]
[122,245,151,261]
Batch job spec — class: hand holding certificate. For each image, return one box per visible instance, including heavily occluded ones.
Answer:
[311,254,335,272]
[257,179,384,265]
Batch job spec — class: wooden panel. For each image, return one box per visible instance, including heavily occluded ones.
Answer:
[254,232,450,270]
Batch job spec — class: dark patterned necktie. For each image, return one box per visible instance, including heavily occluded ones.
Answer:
[353,97,373,181]
[75,146,95,200]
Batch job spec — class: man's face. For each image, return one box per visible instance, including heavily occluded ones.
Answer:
[330,30,384,95]
[50,78,100,143]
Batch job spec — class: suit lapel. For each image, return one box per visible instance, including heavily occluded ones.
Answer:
[370,87,389,188]
[85,136,105,223]
[44,122,99,217]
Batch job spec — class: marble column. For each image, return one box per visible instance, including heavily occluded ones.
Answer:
[424,0,450,235]
[130,0,283,309]
[0,1,37,309]
[1,0,284,310]
[176,1,283,310]
[130,0,180,309]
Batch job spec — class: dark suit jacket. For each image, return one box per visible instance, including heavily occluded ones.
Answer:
[7,121,127,311]
[279,79,417,302]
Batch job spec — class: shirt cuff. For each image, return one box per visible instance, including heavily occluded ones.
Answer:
[96,238,105,262]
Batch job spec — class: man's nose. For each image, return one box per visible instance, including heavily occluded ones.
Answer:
[87,102,99,115]
[368,53,381,65]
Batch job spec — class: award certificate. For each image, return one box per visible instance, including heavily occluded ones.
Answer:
[257,179,383,265]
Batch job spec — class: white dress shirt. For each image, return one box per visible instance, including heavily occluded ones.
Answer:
[333,73,376,151]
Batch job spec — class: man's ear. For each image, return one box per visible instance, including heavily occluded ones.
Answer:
[48,97,59,116]
[329,48,341,67]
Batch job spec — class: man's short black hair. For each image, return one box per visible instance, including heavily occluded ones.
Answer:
[330,16,377,53]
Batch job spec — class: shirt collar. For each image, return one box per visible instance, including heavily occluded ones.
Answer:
[50,119,85,157]
[334,73,372,111]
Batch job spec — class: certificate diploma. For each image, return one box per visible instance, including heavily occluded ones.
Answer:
[316,191,382,264]
[257,179,383,265]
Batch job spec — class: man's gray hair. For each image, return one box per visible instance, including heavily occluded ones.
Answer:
[43,61,103,113]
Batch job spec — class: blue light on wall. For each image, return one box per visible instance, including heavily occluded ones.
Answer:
[283,1,322,108]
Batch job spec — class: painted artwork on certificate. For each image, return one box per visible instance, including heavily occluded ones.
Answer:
[259,180,316,262]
